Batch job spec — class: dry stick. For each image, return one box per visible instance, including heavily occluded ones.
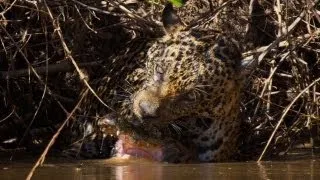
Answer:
[266,62,273,113]
[0,61,102,78]
[106,0,159,28]
[0,14,77,161]
[188,0,235,29]
[43,0,114,111]
[0,21,76,160]
[16,19,51,159]
[25,89,89,180]
[246,8,319,116]
[256,0,320,162]
[17,82,47,158]
[256,0,319,64]
[257,77,320,161]
[275,0,283,37]
[74,4,97,33]
[241,31,320,66]
[243,5,311,66]
[0,0,18,16]
[71,0,119,16]
[0,25,70,116]
[257,9,305,63]
[0,107,15,123]
[252,52,290,117]
[0,2,100,162]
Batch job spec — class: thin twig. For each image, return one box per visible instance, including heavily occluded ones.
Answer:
[0,107,15,124]
[243,1,319,69]
[187,0,236,29]
[106,0,159,28]
[0,23,70,116]
[0,0,18,16]
[275,0,283,37]
[252,52,290,118]
[43,0,114,111]
[25,89,89,180]
[256,0,319,64]
[258,77,320,161]
[71,0,120,16]
[256,0,320,161]
[0,61,102,78]
[74,4,97,33]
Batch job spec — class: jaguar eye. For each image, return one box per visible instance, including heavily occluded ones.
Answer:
[186,93,197,101]
[155,64,164,74]
[217,36,227,47]
[153,65,164,82]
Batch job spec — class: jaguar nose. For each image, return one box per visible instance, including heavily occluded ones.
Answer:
[138,100,159,118]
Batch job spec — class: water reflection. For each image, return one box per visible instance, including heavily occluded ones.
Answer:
[115,166,163,180]
[0,159,320,180]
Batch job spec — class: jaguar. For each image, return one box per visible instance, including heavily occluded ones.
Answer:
[69,2,252,162]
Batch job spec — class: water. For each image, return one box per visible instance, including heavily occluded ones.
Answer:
[1,157,320,180]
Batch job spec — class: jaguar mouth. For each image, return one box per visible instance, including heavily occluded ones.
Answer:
[115,134,164,161]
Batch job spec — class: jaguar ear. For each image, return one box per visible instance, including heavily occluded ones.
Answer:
[162,3,183,33]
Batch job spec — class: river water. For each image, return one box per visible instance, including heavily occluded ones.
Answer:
[1,157,320,180]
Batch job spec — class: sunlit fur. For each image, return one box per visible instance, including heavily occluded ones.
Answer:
[121,22,244,161]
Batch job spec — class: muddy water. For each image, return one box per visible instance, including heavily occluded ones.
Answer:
[1,158,320,180]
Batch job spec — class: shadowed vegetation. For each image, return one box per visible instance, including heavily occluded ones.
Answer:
[0,0,319,164]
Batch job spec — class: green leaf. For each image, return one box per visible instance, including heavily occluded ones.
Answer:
[168,0,184,7]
